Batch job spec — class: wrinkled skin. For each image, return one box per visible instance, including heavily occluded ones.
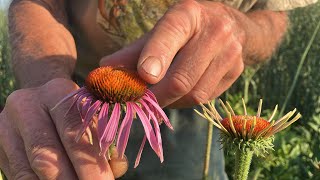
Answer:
[101,1,245,108]
[100,1,286,108]
[0,79,128,179]
[0,0,287,179]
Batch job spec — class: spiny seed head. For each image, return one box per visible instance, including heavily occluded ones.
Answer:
[221,115,271,137]
[85,66,147,103]
[195,99,301,156]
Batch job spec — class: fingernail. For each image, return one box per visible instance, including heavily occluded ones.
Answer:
[141,56,162,78]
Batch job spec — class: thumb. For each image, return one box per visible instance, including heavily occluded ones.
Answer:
[99,35,147,70]
[136,1,197,84]
[109,146,128,179]
[100,0,197,85]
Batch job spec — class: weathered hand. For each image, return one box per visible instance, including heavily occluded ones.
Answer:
[0,78,128,179]
[100,0,245,108]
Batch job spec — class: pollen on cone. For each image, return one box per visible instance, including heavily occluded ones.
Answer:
[221,115,271,137]
[85,67,147,103]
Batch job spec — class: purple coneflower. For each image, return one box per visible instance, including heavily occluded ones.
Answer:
[53,66,173,167]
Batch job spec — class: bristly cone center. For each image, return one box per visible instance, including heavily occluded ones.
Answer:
[85,66,147,103]
[221,115,271,138]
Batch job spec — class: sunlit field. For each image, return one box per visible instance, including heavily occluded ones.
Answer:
[1,2,320,180]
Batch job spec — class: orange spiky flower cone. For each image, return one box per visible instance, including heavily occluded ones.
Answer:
[195,99,301,180]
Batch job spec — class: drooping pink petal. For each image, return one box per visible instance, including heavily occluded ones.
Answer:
[116,102,134,158]
[100,103,121,158]
[142,99,163,124]
[60,90,90,117]
[76,95,86,118]
[76,94,93,119]
[134,135,147,168]
[98,103,109,143]
[63,96,78,117]
[145,90,163,120]
[140,100,163,162]
[75,100,102,142]
[145,89,158,103]
[81,97,94,119]
[51,87,87,111]
[132,103,161,159]
[142,96,173,130]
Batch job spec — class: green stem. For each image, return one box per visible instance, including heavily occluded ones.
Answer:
[244,79,249,103]
[279,20,320,116]
[252,167,262,180]
[234,150,253,180]
[242,67,260,103]
[203,122,213,179]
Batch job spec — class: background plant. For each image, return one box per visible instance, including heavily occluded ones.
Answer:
[0,1,320,180]
[0,8,15,111]
[224,2,320,179]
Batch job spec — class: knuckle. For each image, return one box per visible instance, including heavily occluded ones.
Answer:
[168,71,194,96]
[222,20,233,34]
[56,103,82,138]
[28,134,61,178]
[5,89,40,116]
[39,78,78,107]
[204,4,236,35]
[215,17,234,35]
[5,89,28,108]
[61,118,82,145]
[232,41,243,55]
[30,148,60,179]
[175,0,201,14]
[190,89,211,104]
[41,78,77,94]
[26,130,63,179]
[55,105,93,151]
[7,153,35,180]
[164,0,201,36]
[226,62,244,81]
[225,41,243,66]
[60,115,92,152]
[13,169,37,180]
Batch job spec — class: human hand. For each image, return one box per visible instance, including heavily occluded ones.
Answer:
[100,0,245,108]
[0,78,128,179]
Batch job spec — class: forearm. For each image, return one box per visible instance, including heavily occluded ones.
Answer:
[9,0,77,88]
[228,8,288,65]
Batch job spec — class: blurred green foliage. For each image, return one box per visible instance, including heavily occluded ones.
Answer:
[224,2,320,179]
[0,9,15,109]
[0,9,11,180]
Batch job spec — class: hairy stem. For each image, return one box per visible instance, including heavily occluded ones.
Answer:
[234,150,253,180]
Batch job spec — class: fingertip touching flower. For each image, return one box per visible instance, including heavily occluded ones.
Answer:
[195,99,301,155]
[52,66,173,167]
